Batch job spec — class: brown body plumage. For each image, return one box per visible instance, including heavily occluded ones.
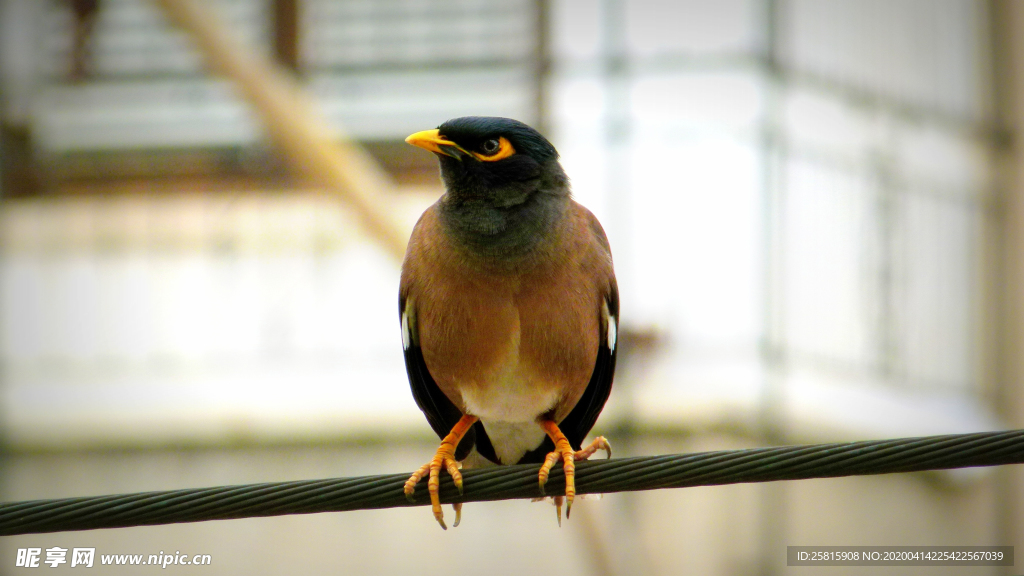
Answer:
[400,116,617,528]
[402,202,614,463]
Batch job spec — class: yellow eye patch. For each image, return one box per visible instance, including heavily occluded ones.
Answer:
[471,137,515,162]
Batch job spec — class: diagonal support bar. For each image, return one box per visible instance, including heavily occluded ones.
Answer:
[152,0,408,260]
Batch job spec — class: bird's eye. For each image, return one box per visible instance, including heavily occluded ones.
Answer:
[470,136,515,162]
[481,139,501,155]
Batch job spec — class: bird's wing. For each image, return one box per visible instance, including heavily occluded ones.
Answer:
[555,207,619,450]
[400,293,477,460]
[559,283,618,450]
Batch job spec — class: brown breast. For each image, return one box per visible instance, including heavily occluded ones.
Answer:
[401,201,612,423]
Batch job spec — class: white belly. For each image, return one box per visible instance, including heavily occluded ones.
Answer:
[460,377,557,463]
[476,419,548,464]
[458,348,558,464]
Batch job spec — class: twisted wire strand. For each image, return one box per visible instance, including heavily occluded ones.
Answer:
[2,429,1023,535]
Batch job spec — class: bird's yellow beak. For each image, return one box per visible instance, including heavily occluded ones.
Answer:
[405,129,468,160]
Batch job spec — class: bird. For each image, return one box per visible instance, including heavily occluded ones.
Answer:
[400,116,618,529]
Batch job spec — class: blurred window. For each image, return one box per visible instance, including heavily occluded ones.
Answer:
[551,0,997,439]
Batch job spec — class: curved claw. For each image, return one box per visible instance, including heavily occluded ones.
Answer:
[537,421,578,525]
[453,502,463,528]
[414,450,462,529]
[537,450,562,495]
[576,436,612,460]
[537,426,614,526]
[446,459,464,495]
[403,462,431,503]
[404,414,478,529]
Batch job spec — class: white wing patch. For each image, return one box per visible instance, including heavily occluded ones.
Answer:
[401,308,412,350]
[603,300,617,352]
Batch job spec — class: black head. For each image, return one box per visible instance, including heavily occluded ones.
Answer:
[405,116,571,258]
[405,116,566,208]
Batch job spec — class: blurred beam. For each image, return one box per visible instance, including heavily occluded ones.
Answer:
[69,0,100,81]
[757,3,787,576]
[152,0,408,261]
[272,0,299,71]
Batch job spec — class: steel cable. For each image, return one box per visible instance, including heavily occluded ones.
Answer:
[2,429,1023,535]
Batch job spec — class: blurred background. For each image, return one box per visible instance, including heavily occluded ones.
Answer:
[1,0,1024,574]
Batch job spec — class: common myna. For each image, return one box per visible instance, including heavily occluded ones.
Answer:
[400,116,617,529]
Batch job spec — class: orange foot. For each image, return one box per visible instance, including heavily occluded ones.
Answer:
[537,420,612,525]
[404,414,478,530]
